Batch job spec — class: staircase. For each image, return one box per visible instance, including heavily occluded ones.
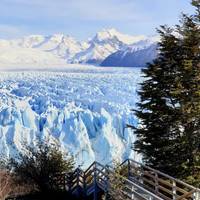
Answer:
[66,160,200,200]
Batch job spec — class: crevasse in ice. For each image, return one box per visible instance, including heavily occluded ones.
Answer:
[0,67,142,168]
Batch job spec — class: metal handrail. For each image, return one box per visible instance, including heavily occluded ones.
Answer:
[120,159,200,200]
[105,165,163,200]
[31,160,199,200]
[128,159,197,190]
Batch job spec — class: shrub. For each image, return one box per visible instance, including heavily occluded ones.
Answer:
[9,139,75,193]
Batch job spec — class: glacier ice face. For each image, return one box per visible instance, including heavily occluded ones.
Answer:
[0,66,142,168]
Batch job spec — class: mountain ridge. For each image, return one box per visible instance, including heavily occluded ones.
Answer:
[0,29,159,67]
[101,37,159,67]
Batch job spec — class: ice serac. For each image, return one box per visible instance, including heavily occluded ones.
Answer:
[0,99,136,169]
[0,68,142,169]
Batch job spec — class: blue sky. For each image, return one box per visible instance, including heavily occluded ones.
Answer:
[0,0,194,40]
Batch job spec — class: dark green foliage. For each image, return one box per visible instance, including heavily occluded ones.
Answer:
[9,139,75,193]
[11,191,82,200]
[133,0,200,185]
[183,152,200,188]
[134,25,184,176]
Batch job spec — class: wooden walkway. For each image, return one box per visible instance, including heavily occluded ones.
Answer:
[65,159,200,200]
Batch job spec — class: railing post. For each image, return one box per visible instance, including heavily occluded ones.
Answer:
[83,171,87,199]
[172,180,176,200]
[139,166,144,184]
[193,190,200,200]
[128,159,131,178]
[155,172,159,195]
[93,162,98,200]
[148,196,153,200]
[131,186,135,199]
[67,173,72,193]
[63,173,67,191]
[77,169,80,188]
[105,166,109,200]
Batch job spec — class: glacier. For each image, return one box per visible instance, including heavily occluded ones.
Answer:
[0,66,143,169]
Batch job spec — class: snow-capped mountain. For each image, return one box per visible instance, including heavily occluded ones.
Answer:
[1,34,87,61]
[0,36,77,66]
[101,37,159,67]
[0,29,157,66]
[72,29,147,64]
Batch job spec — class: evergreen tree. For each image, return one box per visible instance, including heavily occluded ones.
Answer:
[133,0,200,183]
[176,2,200,184]
[133,26,183,176]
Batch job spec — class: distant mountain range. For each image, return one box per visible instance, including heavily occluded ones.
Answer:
[0,29,159,67]
[101,39,158,67]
